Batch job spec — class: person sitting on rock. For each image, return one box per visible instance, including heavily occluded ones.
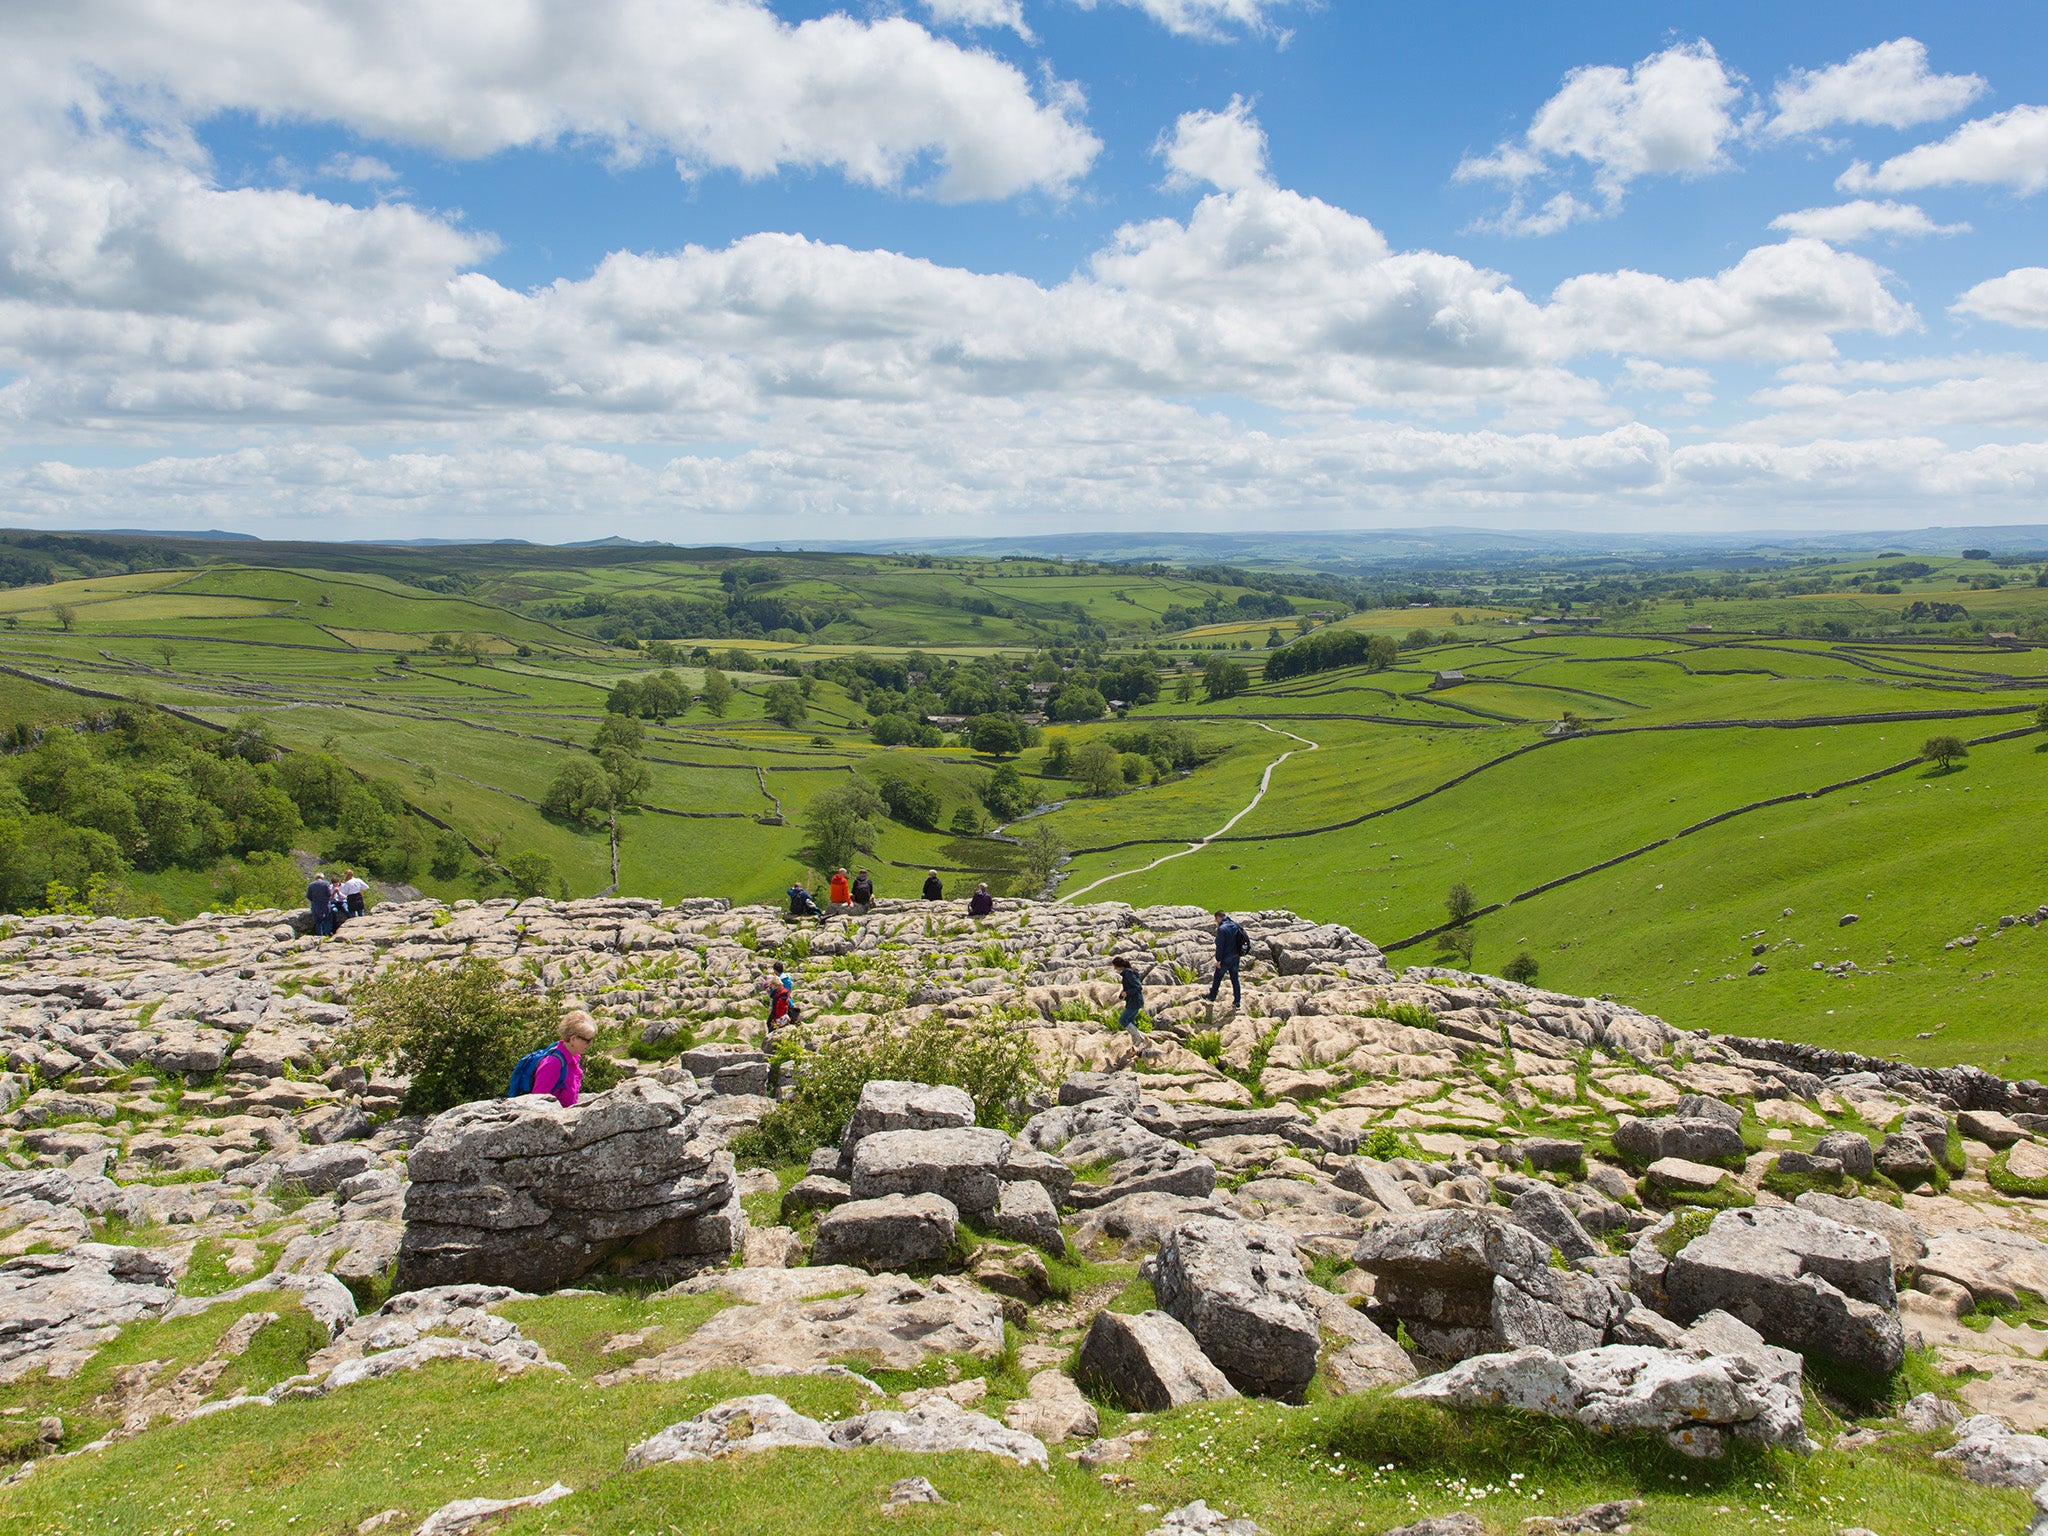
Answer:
[921,869,943,900]
[967,881,995,917]
[828,867,852,906]
[1111,956,1157,1057]
[787,883,821,918]
[528,1010,596,1108]
[850,868,874,907]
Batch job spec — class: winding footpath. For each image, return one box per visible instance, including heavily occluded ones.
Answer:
[1059,721,1319,901]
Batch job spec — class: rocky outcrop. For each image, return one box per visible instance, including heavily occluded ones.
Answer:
[1352,1209,1626,1361]
[0,1244,175,1382]
[395,1078,740,1293]
[1153,1217,1321,1400]
[1660,1206,1904,1377]
[624,1392,1047,1472]
[810,1193,959,1272]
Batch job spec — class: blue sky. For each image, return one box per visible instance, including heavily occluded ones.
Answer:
[1,1,2045,540]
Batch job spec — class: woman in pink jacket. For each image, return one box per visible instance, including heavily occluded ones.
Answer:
[530,1010,597,1107]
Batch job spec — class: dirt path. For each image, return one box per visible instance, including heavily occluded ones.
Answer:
[1058,722,1320,902]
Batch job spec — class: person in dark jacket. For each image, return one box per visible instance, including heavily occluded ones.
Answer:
[1111,955,1155,1055]
[306,873,334,936]
[922,870,943,900]
[850,868,874,907]
[967,882,995,917]
[1208,910,1250,1008]
[788,883,821,918]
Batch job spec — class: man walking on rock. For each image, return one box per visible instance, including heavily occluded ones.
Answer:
[1208,910,1250,1010]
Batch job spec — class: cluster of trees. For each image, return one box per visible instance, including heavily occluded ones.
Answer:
[1903,601,1970,623]
[1263,629,1400,681]
[0,709,450,914]
[552,565,852,643]
[0,531,193,589]
[542,714,650,826]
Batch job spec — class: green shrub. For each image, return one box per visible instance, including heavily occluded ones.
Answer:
[341,956,558,1115]
[1501,950,1540,984]
[731,1013,1041,1167]
[1651,1207,1716,1259]
[1188,1030,1223,1062]
[1363,1125,1405,1161]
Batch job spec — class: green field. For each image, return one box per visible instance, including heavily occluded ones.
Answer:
[0,530,2044,1075]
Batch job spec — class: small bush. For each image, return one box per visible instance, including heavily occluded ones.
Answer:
[1501,950,1540,984]
[341,956,558,1115]
[1652,1207,1716,1259]
[1363,1125,1405,1161]
[731,1013,1042,1167]
[1188,1030,1223,1062]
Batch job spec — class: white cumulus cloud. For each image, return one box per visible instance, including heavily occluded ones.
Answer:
[1156,98,1271,191]
[1766,38,1985,138]
[1067,0,1299,42]
[1769,200,1968,243]
[0,0,1099,202]
[1953,268,2048,330]
[1839,105,2048,197]
[921,0,1032,40]
[1456,41,1745,233]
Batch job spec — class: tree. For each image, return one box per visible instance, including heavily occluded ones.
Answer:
[428,633,452,653]
[51,604,76,632]
[429,829,467,880]
[544,758,616,824]
[1074,740,1122,797]
[967,713,1023,757]
[155,641,177,669]
[1048,685,1108,722]
[1017,823,1067,895]
[979,763,1032,821]
[592,712,644,756]
[1502,951,1540,984]
[763,680,806,728]
[949,804,987,838]
[800,779,886,876]
[877,776,942,828]
[700,668,734,718]
[453,631,491,663]
[343,956,557,1115]
[502,849,557,897]
[1203,656,1249,700]
[2036,701,2048,732]
[1445,881,1477,924]
[1922,734,1969,770]
[1043,738,1072,777]
[1174,672,1194,703]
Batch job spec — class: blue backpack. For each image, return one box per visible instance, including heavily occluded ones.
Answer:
[508,1043,566,1098]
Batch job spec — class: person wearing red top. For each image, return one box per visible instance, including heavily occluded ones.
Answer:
[828,868,852,905]
[530,1010,596,1108]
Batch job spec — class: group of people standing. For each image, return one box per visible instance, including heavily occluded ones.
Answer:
[788,867,994,918]
[304,869,368,936]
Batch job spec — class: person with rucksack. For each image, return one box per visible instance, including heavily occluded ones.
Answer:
[1110,955,1157,1057]
[850,869,874,907]
[765,971,799,1038]
[508,1010,597,1108]
[921,870,943,900]
[788,883,821,918]
[306,872,334,937]
[1209,910,1251,1009]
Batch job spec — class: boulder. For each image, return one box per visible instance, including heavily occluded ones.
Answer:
[1935,1415,2048,1489]
[1154,1217,1321,1400]
[1674,1094,1743,1129]
[1397,1339,1809,1456]
[1645,1157,1734,1195]
[999,1141,1076,1207]
[413,1483,572,1536]
[1812,1131,1875,1180]
[849,1127,1014,1218]
[1771,1150,1841,1179]
[1352,1209,1625,1361]
[1145,1502,1270,1536]
[298,1103,372,1146]
[1959,1109,2027,1149]
[277,1144,375,1194]
[1332,1157,1414,1213]
[395,1079,739,1293]
[625,1394,834,1469]
[841,1080,975,1153]
[809,1192,958,1273]
[1613,1115,1744,1166]
[0,1244,176,1382]
[781,1175,851,1213]
[1520,1138,1585,1174]
[1792,1192,1926,1277]
[1065,1138,1217,1209]
[991,1179,1065,1256]
[829,1396,1048,1469]
[1875,1131,1938,1186]
[606,1269,1004,1379]
[1002,1368,1099,1444]
[1661,1206,1904,1377]
[1508,1186,1600,1263]
[1075,1308,1238,1411]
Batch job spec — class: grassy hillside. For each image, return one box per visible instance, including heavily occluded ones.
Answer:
[0,532,2042,1074]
